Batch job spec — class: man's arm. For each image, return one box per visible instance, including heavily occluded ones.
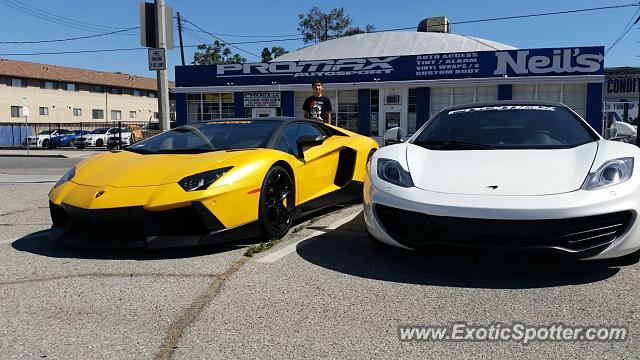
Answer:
[325,97,333,125]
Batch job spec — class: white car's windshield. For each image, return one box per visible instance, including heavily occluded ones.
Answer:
[412,105,598,150]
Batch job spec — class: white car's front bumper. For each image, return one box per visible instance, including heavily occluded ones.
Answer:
[364,166,640,260]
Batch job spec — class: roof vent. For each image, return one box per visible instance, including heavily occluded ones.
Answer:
[418,16,450,33]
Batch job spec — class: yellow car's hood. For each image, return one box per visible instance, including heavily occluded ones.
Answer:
[72,149,264,187]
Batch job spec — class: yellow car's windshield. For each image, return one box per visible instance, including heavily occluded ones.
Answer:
[126,120,280,154]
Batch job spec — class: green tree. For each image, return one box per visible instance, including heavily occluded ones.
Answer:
[261,47,272,62]
[261,46,289,62]
[344,24,376,37]
[298,7,349,44]
[192,40,247,65]
[270,46,288,59]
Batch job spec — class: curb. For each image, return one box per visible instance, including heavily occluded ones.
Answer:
[0,154,67,158]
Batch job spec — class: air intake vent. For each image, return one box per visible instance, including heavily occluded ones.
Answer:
[418,16,450,33]
[375,204,632,258]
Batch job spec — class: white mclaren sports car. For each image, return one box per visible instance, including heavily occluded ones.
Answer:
[364,101,640,260]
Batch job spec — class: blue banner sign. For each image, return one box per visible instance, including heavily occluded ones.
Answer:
[176,46,604,87]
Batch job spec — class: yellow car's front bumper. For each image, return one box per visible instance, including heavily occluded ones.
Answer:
[48,178,264,248]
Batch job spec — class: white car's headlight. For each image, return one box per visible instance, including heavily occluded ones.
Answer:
[582,158,633,190]
[377,158,413,188]
[54,166,76,188]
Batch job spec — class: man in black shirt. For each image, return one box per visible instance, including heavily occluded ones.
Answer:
[302,79,333,125]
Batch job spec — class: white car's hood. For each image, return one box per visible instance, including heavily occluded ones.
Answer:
[405,142,598,195]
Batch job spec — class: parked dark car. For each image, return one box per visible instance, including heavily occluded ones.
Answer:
[49,130,91,148]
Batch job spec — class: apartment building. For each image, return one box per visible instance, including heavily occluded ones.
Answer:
[0,58,175,124]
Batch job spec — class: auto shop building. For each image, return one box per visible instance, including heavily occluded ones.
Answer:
[174,26,604,139]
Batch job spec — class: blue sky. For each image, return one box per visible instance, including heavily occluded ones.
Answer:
[0,0,637,80]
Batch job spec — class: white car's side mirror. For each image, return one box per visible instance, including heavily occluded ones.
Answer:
[383,127,404,146]
[614,121,636,137]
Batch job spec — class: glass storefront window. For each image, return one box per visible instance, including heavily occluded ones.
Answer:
[430,87,452,118]
[476,86,498,102]
[430,86,498,117]
[370,90,379,136]
[408,88,417,134]
[512,84,586,118]
[537,84,562,102]
[336,90,358,132]
[452,87,474,106]
[186,93,234,123]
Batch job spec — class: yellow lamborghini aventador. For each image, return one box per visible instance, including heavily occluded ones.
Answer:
[48,118,378,248]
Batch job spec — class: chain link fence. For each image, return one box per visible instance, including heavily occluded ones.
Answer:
[0,121,162,148]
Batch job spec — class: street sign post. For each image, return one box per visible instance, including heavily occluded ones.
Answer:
[22,105,29,155]
[141,1,171,132]
[148,48,166,70]
[140,2,174,49]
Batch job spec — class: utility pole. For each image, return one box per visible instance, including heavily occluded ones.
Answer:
[636,87,640,147]
[177,12,185,66]
[156,0,171,132]
[324,15,328,42]
[105,91,108,124]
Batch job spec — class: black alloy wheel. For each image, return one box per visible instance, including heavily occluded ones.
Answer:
[259,165,295,239]
[96,139,104,147]
[41,139,49,148]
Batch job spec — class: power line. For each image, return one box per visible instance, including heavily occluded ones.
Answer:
[182,27,304,44]
[0,0,135,33]
[380,3,640,32]
[0,47,145,56]
[180,18,260,58]
[8,0,128,31]
[605,9,640,55]
[0,26,139,44]
[178,3,640,48]
[182,27,212,45]
[0,43,293,56]
[3,3,639,58]
[180,25,300,38]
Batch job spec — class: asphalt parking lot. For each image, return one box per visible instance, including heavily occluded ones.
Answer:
[1,155,639,359]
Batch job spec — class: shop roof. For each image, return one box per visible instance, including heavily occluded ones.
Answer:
[273,31,516,61]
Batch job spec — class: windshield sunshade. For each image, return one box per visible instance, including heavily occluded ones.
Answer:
[126,120,280,154]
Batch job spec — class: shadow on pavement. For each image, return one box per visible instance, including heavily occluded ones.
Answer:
[296,214,634,289]
[11,230,250,260]
[9,204,353,261]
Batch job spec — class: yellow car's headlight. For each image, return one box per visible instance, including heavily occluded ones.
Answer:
[178,167,233,191]
[54,166,75,189]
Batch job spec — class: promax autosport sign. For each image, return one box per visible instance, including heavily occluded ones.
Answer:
[176,46,605,87]
[243,92,281,107]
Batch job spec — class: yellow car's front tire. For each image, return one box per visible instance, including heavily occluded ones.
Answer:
[259,165,295,239]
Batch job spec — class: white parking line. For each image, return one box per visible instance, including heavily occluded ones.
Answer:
[256,210,362,263]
